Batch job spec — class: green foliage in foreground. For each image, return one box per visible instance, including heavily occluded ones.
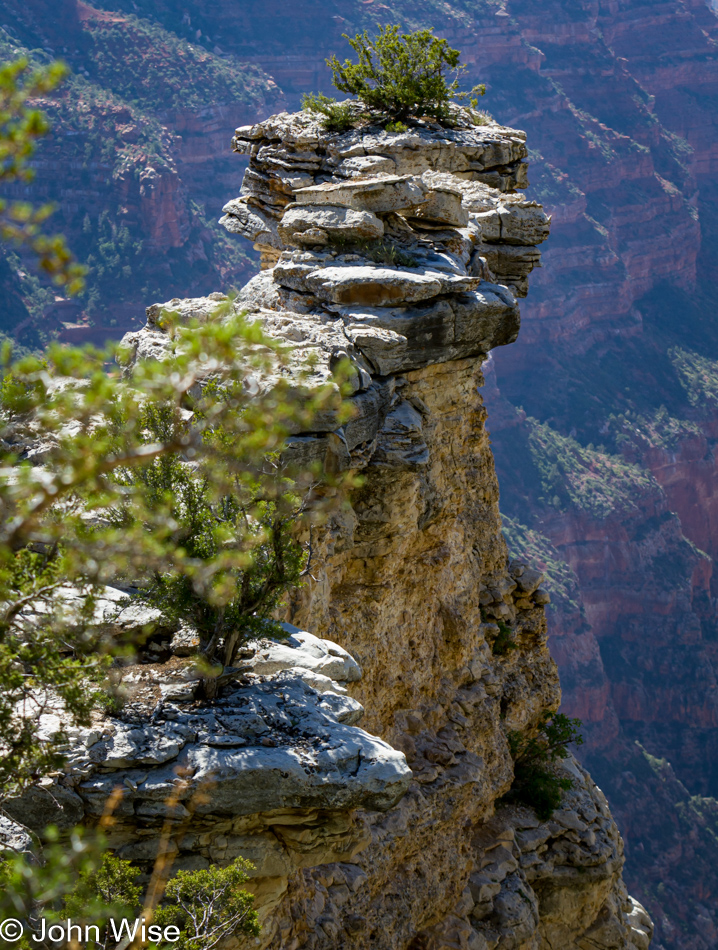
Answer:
[154,858,259,949]
[505,711,584,819]
[303,24,485,129]
[1,839,259,949]
[0,304,351,801]
[0,57,85,293]
[0,826,107,943]
[0,830,140,950]
[64,851,142,927]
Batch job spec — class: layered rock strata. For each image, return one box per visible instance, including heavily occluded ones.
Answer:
[34,110,652,949]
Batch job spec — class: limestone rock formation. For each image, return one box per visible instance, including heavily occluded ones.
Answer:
[30,109,651,949]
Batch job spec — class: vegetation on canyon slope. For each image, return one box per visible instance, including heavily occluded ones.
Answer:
[83,13,272,113]
[526,420,657,518]
[502,516,585,617]
[494,412,659,524]
[0,12,277,341]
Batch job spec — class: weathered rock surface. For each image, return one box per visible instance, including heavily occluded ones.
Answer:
[223,109,545,300]
[28,110,647,950]
[14,637,411,908]
[75,673,411,819]
[281,205,384,246]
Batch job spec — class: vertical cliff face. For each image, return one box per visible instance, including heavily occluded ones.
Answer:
[26,108,651,950]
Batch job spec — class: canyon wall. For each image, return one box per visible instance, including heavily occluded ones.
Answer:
[213,1,718,943]
[0,0,285,341]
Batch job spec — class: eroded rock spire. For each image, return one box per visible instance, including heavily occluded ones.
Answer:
[40,109,652,950]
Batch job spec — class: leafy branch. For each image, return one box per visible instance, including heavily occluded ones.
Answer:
[0,57,85,293]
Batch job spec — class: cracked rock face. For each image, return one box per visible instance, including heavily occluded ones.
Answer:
[27,109,649,950]
[8,631,411,906]
[76,674,411,820]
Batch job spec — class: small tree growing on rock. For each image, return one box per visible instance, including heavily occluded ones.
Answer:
[114,401,309,682]
[303,24,486,129]
[505,711,584,819]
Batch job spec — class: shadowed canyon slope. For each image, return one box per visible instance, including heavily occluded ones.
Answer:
[2,0,718,947]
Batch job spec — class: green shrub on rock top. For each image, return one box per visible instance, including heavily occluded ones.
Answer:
[300,92,357,133]
[303,24,485,129]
